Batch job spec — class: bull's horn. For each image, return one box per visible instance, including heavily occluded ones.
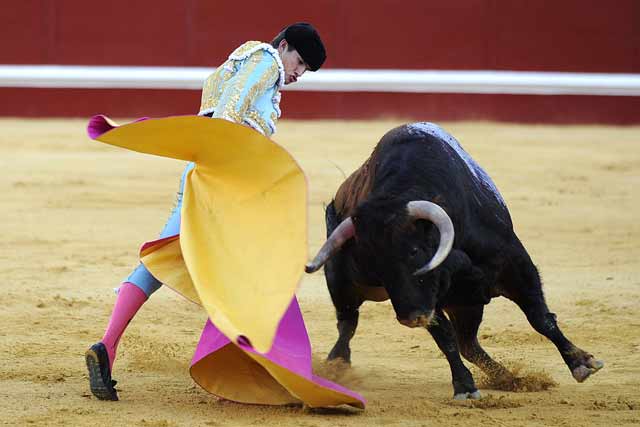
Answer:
[407,201,455,275]
[305,217,355,273]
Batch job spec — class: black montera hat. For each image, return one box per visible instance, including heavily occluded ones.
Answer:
[284,22,326,71]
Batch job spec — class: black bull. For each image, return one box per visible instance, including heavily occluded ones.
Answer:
[305,123,603,400]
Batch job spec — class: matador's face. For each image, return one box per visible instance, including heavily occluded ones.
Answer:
[278,40,309,85]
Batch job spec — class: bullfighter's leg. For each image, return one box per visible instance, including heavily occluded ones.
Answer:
[503,253,604,382]
[85,162,195,401]
[446,305,516,385]
[427,309,481,400]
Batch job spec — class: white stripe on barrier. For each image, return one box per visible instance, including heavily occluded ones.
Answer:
[0,65,639,96]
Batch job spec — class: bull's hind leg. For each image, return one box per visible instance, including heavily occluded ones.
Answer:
[503,253,604,382]
[446,305,518,388]
[427,310,481,400]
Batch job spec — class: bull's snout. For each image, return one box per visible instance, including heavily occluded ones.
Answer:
[397,311,434,328]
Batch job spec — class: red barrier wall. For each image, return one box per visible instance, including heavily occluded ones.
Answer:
[1,0,639,122]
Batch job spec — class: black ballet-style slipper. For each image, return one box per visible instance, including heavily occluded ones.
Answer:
[85,342,119,401]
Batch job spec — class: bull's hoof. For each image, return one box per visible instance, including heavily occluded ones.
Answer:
[327,355,351,365]
[572,357,604,383]
[453,390,482,400]
[327,345,351,364]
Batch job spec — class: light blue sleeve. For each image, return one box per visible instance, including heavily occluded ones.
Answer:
[211,50,279,124]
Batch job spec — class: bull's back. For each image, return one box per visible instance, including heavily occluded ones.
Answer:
[404,123,507,210]
[335,122,512,228]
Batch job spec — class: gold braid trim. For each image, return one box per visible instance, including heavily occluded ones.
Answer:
[199,64,235,115]
[229,41,284,87]
[244,110,270,136]
[216,50,279,131]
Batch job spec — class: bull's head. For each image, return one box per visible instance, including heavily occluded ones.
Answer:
[306,200,454,328]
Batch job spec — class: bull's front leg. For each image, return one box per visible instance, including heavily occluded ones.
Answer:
[328,308,360,363]
[427,310,481,400]
[324,258,362,364]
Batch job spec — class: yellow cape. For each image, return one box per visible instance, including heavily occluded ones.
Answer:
[93,116,307,353]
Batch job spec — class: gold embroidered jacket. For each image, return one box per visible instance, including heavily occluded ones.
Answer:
[198,41,284,137]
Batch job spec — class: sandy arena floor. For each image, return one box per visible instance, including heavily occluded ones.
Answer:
[1,118,639,426]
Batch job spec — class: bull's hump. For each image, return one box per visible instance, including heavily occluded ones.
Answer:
[334,158,377,217]
[405,122,507,208]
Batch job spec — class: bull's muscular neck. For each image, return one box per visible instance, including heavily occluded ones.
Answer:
[334,142,387,217]
[334,159,376,217]
[334,137,434,218]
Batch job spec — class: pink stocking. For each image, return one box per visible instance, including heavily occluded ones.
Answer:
[100,282,147,370]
